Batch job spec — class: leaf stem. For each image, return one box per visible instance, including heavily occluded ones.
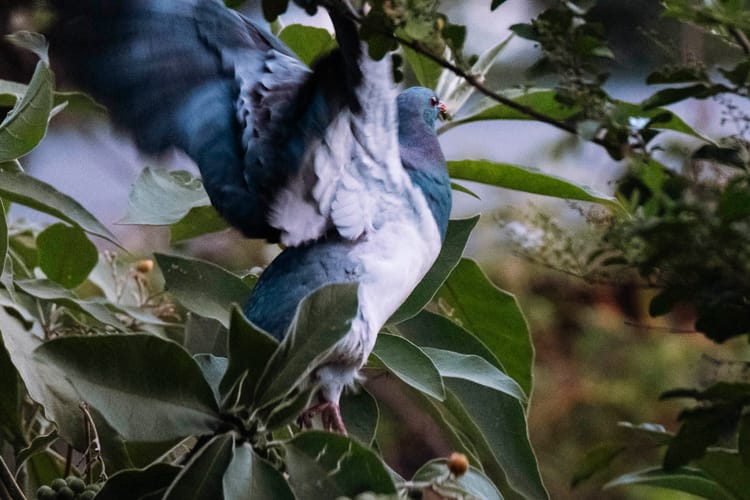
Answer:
[0,455,25,500]
[729,27,750,56]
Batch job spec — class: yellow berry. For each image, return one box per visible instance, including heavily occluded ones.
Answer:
[447,452,469,477]
[135,259,154,273]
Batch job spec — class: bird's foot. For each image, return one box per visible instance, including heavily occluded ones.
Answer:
[299,401,348,435]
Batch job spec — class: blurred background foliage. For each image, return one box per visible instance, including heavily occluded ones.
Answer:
[3,0,750,499]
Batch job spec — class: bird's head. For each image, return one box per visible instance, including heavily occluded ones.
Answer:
[397,87,447,131]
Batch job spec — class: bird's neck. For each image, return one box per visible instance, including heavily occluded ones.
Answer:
[399,123,452,240]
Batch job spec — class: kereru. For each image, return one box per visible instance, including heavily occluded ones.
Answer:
[51,0,451,433]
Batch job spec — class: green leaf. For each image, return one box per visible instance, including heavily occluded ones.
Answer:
[392,310,504,372]
[371,333,445,401]
[34,334,223,441]
[184,316,226,357]
[740,414,750,467]
[0,169,117,244]
[604,467,735,500]
[0,48,53,162]
[279,24,337,67]
[262,0,290,21]
[422,347,526,403]
[223,443,295,500]
[15,430,58,471]
[194,353,228,405]
[0,202,7,279]
[491,0,508,10]
[441,381,547,499]
[97,463,181,500]
[696,450,750,500]
[390,216,479,324]
[120,168,212,226]
[36,223,98,289]
[254,283,359,407]
[340,388,379,446]
[155,253,251,328]
[283,431,397,497]
[447,160,622,211]
[437,259,534,395]
[220,306,279,407]
[664,406,738,470]
[169,205,229,243]
[439,89,577,134]
[412,458,503,500]
[0,335,24,447]
[437,34,513,114]
[163,433,234,500]
[15,279,126,329]
[0,308,88,448]
[20,450,66,497]
[403,45,444,90]
[641,83,731,109]
[571,443,626,488]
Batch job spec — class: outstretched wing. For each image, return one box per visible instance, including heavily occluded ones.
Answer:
[51,0,408,245]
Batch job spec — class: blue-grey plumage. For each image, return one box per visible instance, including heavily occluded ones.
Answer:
[51,0,453,433]
[246,86,451,432]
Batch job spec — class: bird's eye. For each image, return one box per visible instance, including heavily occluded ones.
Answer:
[429,96,438,107]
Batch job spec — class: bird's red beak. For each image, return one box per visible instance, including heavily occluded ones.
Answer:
[438,101,448,120]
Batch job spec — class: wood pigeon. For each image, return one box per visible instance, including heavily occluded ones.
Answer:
[51,0,451,433]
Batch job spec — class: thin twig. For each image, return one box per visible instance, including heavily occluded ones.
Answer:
[339,5,614,149]
[0,455,25,500]
[64,444,73,478]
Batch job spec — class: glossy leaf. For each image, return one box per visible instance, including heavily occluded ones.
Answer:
[438,258,534,395]
[571,443,626,488]
[696,450,750,500]
[392,310,504,371]
[0,47,53,162]
[34,334,223,441]
[663,406,738,470]
[605,467,735,500]
[36,223,98,289]
[15,279,126,329]
[0,308,87,447]
[340,388,379,445]
[422,347,526,403]
[279,24,337,66]
[97,463,181,500]
[372,333,445,401]
[120,168,211,225]
[441,381,547,499]
[284,431,397,497]
[0,202,7,279]
[15,430,58,471]
[412,458,503,500]
[163,433,234,500]
[169,205,229,243]
[155,253,251,328]
[447,159,623,211]
[0,170,117,243]
[0,336,23,447]
[641,83,731,109]
[402,45,445,90]
[194,353,228,405]
[220,306,279,406]
[254,283,359,407]
[390,216,479,324]
[223,443,295,500]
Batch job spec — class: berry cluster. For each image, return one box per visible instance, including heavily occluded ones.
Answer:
[36,476,102,500]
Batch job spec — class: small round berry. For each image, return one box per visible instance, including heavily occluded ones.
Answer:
[56,486,75,500]
[65,476,86,493]
[447,452,469,477]
[36,485,56,500]
[79,491,97,500]
[135,259,154,273]
[50,478,67,491]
